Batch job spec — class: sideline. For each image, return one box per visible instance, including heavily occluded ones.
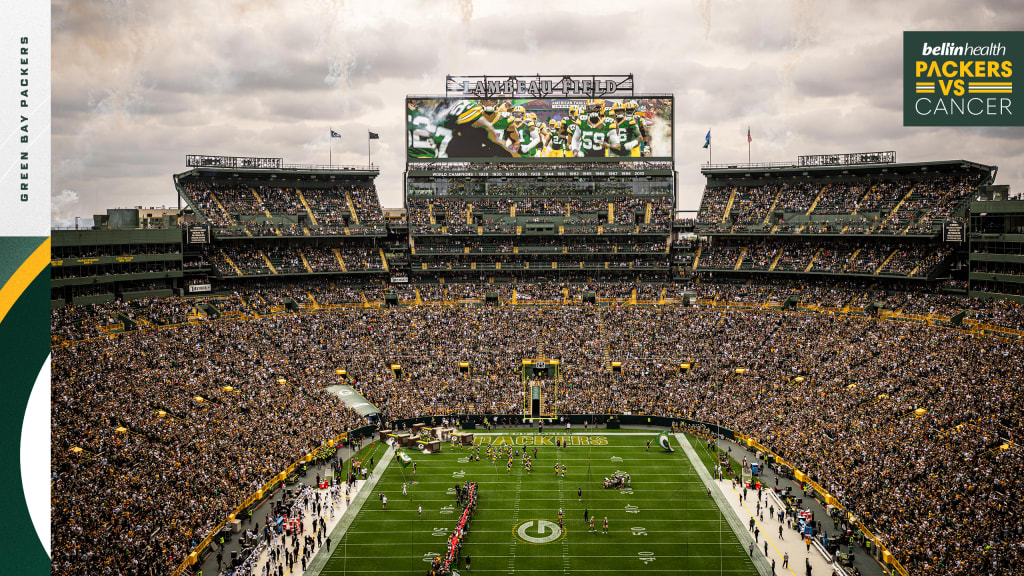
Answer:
[676,433,773,576]
[305,446,396,576]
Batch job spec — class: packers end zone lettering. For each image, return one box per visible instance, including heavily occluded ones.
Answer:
[473,435,608,446]
[905,31,1023,126]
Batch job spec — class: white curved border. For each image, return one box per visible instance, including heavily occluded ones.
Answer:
[21,354,50,557]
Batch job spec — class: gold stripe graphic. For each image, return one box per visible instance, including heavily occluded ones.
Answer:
[0,238,51,326]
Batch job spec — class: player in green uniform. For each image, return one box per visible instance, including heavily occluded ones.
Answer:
[434,99,516,158]
[407,100,438,158]
[608,102,644,158]
[546,118,569,157]
[517,118,542,157]
[571,99,620,158]
[563,105,581,152]
[624,100,650,156]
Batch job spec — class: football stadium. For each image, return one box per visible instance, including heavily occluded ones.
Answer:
[49,75,1024,576]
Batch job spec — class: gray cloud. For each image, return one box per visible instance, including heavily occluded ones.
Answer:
[52,0,1024,218]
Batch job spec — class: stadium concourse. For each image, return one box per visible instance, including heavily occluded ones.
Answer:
[50,284,1024,576]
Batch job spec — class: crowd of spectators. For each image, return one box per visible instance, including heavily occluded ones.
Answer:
[51,316,366,575]
[178,180,385,236]
[52,291,1024,575]
[697,238,955,278]
[209,245,386,276]
[695,171,985,236]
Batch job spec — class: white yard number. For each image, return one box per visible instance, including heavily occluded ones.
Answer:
[422,552,440,563]
[620,489,634,495]
[610,456,623,462]
[638,552,656,565]
[446,488,457,495]
[457,457,470,463]
[440,505,454,515]
[631,526,647,536]
[625,504,640,514]
[452,470,465,479]
[432,527,448,537]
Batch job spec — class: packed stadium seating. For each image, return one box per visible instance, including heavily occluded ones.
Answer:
[696,170,982,236]
[50,153,1023,576]
[177,179,385,236]
[51,286,1024,575]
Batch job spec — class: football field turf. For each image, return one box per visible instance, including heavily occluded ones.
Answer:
[321,431,757,575]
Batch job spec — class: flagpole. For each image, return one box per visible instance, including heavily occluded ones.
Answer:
[368,131,371,168]
[330,128,333,167]
[747,126,751,164]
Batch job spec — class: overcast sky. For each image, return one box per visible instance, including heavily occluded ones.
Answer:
[51,0,1024,226]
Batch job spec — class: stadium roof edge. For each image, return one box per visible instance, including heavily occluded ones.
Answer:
[701,158,995,177]
[173,165,380,180]
[406,93,675,98]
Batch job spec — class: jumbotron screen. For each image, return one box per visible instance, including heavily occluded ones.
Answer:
[406,97,673,161]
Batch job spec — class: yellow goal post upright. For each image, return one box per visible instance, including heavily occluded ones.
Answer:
[521,358,560,422]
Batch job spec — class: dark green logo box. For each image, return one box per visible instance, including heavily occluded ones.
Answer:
[904,31,1023,126]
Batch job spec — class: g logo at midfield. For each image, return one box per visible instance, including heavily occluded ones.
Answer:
[513,519,565,545]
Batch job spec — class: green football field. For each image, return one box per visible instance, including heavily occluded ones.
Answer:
[321,431,756,576]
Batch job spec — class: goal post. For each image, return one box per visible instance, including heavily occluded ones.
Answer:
[521,358,559,420]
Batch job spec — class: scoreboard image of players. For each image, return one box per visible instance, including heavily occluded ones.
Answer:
[407,96,673,161]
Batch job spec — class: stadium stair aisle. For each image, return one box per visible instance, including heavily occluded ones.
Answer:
[804,248,823,273]
[305,446,396,576]
[223,253,244,277]
[259,250,279,274]
[806,187,825,215]
[721,188,738,223]
[345,191,361,226]
[297,191,319,226]
[842,248,862,272]
[874,250,898,275]
[734,247,749,271]
[331,248,348,272]
[763,189,782,224]
[299,250,314,273]
[209,191,234,226]
[707,436,889,576]
[879,189,914,230]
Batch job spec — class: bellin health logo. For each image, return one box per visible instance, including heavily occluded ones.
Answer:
[904,31,1021,126]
